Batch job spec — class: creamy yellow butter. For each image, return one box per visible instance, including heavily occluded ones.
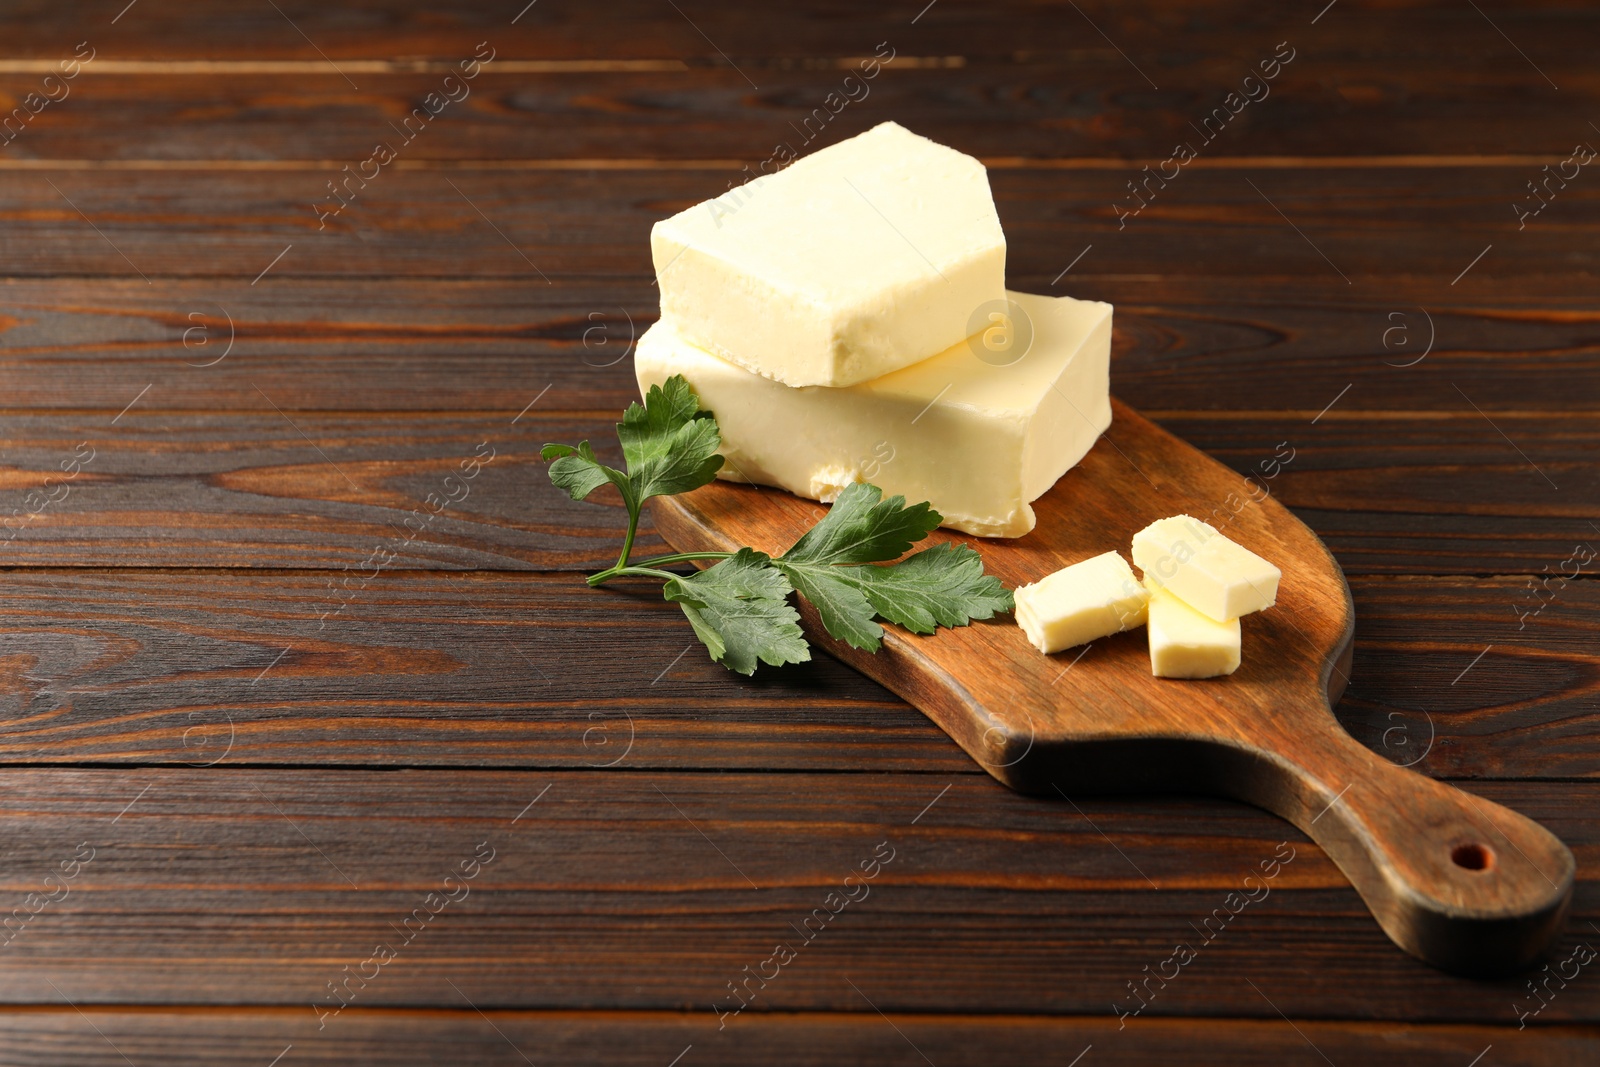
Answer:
[1145,582,1242,679]
[1013,551,1149,654]
[650,121,1006,388]
[1131,515,1280,623]
[634,291,1113,538]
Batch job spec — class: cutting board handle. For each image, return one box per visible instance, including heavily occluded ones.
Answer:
[1261,702,1575,975]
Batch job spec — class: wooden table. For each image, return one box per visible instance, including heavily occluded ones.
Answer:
[0,2,1594,1063]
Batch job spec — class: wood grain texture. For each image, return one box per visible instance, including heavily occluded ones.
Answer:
[1338,577,1600,781]
[654,400,1575,973]
[0,1010,1588,1067]
[0,412,657,570]
[0,767,1592,1019]
[1,277,1598,415]
[0,407,1591,573]
[0,167,1590,280]
[0,0,1593,83]
[0,568,922,770]
[2,61,1599,163]
[0,569,1589,778]
[0,0,1590,1052]
[1153,410,1599,575]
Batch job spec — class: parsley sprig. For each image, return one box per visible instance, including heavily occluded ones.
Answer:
[542,375,1013,675]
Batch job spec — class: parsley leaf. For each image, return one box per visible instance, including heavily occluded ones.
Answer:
[544,375,1014,674]
[775,559,884,651]
[540,376,724,510]
[541,441,631,506]
[840,543,1015,635]
[774,486,1013,651]
[663,549,810,675]
[617,377,725,502]
[782,483,940,566]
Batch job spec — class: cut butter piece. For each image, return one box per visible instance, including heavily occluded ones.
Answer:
[651,121,1006,387]
[1013,551,1149,654]
[1146,583,1241,679]
[634,291,1112,538]
[1131,515,1280,623]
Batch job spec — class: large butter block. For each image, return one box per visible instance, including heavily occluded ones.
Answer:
[1014,551,1149,654]
[1145,583,1242,679]
[635,291,1113,538]
[651,121,1006,388]
[1131,515,1281,622]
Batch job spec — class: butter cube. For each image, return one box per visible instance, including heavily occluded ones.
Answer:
[1146,583,1241,679]
[1131,515,1280,623]
[1013,551,1149,654]
[651,121,1006,387]
[635,291,1112,538]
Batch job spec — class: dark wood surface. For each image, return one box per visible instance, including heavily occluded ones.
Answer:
[0,1,1595,1062]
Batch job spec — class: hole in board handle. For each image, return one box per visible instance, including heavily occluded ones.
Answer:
[1451,842,1493,871]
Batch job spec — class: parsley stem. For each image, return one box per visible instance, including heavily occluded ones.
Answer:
[629,550,735,568]
[604,566,684,583]
[612,503,640,575]
[586,551,732,587]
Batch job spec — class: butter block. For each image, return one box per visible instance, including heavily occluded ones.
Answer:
[1131,515,1280,622]
[635,291,1112,538]
[1013,551,1149,654]
[651,121,1006,387]
[1146,583,1241,679]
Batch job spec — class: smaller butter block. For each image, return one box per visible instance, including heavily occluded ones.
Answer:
[1131,515,1281,623]
[1014,551,1149,654]
[1146,583,1241,679]
[651,121,1006,387]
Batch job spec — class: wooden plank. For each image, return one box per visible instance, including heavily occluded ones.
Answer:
[1339,577,1600,780]
[0,278,658,414]
[1075,276,1600,417]
[0,571,1591,780]
[0,411,660,570]
[0,0,1593,74]
[1,62,1598,163]
[2,277,1597,415]
[0,1009,1586,1067]
[0,408,1590,573]
[0,166,1590,280]
[1150,410,1598,575]
[0,569,941,771]
[0,768,1591,1018]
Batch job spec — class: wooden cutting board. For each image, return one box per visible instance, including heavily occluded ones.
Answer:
[652,397,1574,976]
